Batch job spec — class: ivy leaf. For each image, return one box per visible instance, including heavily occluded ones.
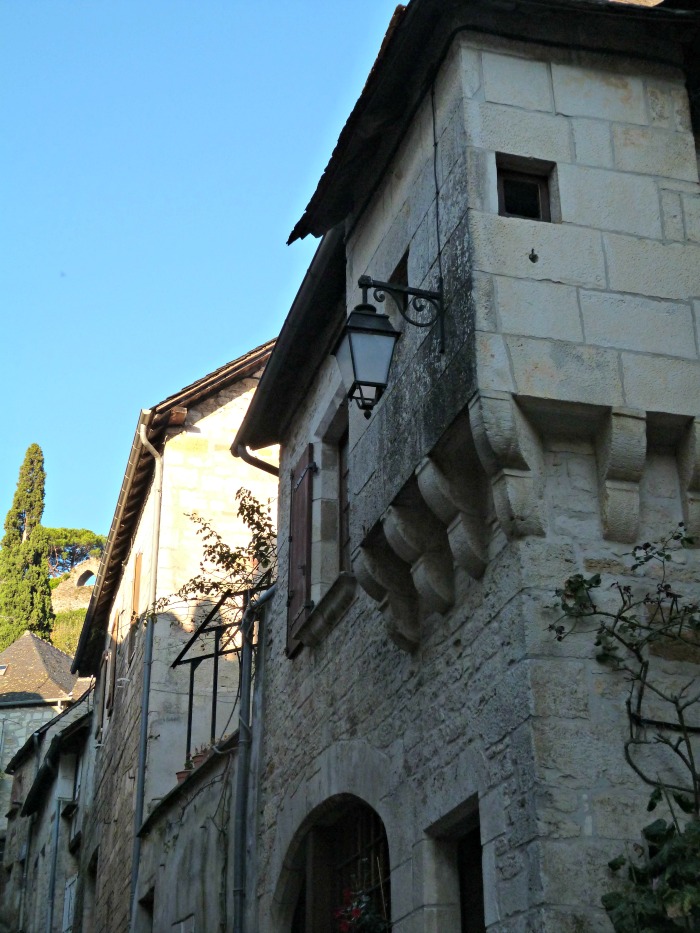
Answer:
[647,787,663,812]
[672,793,695,815]
[608,855,626,872]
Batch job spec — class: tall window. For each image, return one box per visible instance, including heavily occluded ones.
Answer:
[128,552,142,664]
[291,800,391,932]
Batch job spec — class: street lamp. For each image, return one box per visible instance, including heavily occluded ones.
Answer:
[333,274,443,418]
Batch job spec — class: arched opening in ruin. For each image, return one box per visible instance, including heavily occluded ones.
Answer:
[76,570,96,587]
[286,795,391,933]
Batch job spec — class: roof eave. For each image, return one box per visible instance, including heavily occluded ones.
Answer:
[233,226,347,452]
[289,0,699,244]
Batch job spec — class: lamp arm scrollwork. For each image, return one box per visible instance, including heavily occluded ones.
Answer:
[358,275,442,329]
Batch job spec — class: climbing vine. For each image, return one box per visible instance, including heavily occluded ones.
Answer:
[552,526,700,930]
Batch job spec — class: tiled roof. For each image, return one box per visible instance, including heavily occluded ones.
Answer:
[0,631,85,704]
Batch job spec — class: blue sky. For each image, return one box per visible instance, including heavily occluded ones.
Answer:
[0,0,401,535]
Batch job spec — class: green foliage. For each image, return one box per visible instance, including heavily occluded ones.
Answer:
[43,527,106,577]
[157,488,277,628]
[51,608,88,656]
[0,446,54,650]
[1,443,45,546]
[552,526,700,930]
[602,815,700,931]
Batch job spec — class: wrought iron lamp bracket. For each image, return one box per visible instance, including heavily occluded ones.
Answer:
[357,274,444,351]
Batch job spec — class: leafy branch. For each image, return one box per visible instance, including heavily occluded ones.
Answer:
[156,488,277,636]
[551,525,700,930]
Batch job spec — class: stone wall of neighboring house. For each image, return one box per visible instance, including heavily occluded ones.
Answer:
[0,703,66,840]
[2,695,94,933]
[51,559,101,614]
[134,743,240,933]
[251,22,700,933]
[79,377,277,933]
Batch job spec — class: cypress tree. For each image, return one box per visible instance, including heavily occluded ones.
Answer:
[0,444,54,650]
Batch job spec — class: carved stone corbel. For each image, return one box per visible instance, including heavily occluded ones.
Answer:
[678,417,700,537]
[468,391,545,539]
[596,407,646,543]
[415,457,487,579]
[381,503,454,614]
[352,539,420,652]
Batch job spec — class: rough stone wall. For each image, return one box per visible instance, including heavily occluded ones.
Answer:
[252,27,700,933]
[51,559,101,614]
[2,698,93,933]
[77,376,277,933]
[0,703,66,839]
[135,748,239,932]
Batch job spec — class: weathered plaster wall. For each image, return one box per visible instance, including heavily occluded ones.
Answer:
[78,376,277,933]
[134,748,239,933]
[0,703,67,840]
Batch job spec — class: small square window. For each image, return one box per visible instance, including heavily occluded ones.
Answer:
[497,154,554,222]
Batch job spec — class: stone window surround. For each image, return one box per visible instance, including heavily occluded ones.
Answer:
[495,152,561,224]
[292,377,357,649]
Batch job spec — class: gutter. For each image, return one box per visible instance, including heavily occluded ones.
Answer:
[233,444,279,477]
[129,425,164,932]
[72,410,154,674]
[18,732,41,931]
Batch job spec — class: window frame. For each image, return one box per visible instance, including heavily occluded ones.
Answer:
[496,153,557,223]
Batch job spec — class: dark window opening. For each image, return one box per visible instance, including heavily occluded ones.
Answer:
[497,154,553,222]
[458,826,485,933]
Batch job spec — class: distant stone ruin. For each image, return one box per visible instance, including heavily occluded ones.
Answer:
[51,558,100,613]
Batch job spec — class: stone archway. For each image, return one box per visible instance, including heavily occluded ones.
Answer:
[280,794,391,933]
[268,740,401,933]
[76,568,96,587]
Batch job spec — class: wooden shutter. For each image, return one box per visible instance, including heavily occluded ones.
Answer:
[128,553,142,664]
[287,444,314,657]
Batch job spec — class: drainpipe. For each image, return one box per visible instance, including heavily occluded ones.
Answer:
[232,443,279,477]
[129,424,164,931]
[46,795,68,933]
[18,732,41,932]
[232,584,277,933]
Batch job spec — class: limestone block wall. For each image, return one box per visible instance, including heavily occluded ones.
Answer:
[253,25,700,933]
[458,34,700,411]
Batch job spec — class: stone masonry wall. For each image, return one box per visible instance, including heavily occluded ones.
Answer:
[252,24,700,933]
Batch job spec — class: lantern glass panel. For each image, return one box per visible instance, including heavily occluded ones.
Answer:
[348,330,396,387]
[334,334,355,392]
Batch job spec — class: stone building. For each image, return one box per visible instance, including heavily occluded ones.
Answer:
[2,342,278,933]
[232,0,700,930]
[0,633,89,859]
[2,690,93,933]
[4,1,700,931]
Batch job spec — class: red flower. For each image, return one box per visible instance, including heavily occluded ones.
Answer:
[339,922,350,933]
[352,907,362,919]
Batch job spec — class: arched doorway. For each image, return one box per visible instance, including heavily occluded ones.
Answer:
[289,796,391,932]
